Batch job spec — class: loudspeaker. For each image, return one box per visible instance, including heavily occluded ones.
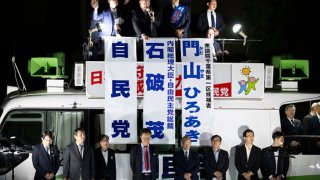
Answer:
[279,59,309,80]
[29,57,60,78]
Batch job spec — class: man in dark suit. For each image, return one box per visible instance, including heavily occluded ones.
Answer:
[197,0,225,60]
[280,104,303,154]
[173,135,199,180]
[130,128,158,180]
[302,102,320,154]
[197,0,225,38]
[203,135,229,180]
[94,134,116,180]
[303,102,320,152]
[235,129,261,180]
[162,0,191,38]
[63,128,95,180]
[132,0,160,40]
[32,130,60,180]
[261,131,286,180]
[90,0,128,60]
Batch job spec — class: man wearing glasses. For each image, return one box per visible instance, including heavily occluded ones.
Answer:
[235,129,262,180]
[203,134,229,180]
[130,128,158,180]
[32,130,60,180]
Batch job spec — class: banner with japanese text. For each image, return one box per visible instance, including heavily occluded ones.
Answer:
[86,61,105,98]
[105,37,137,144]
[181,38,214,146]
[143,38,176,144]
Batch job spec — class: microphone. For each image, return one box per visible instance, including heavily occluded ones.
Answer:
[146,6,155,21]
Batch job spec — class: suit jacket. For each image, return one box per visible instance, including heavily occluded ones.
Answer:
[91,6,126,38]
[202,147,229,180]
[162,4,191,38]
[131,7,160,37]
[63,142,95,180]
[130,144,158,180]
[261,146,285,180]
[173,149,199,180]
[235,144,261,180]
[94,148,116,180]
[32,144,60,180]
[303,115,320,135]
[197,10,225,37]
[281,117,304,154]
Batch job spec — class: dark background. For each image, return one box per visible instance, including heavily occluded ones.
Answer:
[1,0,319,104]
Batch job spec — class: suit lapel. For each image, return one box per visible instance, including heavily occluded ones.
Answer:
[270,149,276,171]
[248,146,255,164]
[41,144,50,164]
[73,143,82,161]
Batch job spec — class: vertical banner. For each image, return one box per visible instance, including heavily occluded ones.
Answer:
[143,38,176,144]
[105,37,137,144]
[86,61,105,98]
[181,38,214,146]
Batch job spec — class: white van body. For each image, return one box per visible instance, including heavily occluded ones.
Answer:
[0,90,319,180]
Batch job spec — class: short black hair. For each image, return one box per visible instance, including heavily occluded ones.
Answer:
[243,129,254,137]
[211,134,222,141]
[41,130,53,139]
[74,127,85,136]
[207,0,217,4]
[272,131,284,140]
[98,134,109,142]
[140,128,151,136]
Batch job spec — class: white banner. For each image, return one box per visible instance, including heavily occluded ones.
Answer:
[181,38,214,146]
[143,38,176,144]
[105,37,137,144]
[86,61,105,98]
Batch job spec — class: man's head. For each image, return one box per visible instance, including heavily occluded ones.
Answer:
[98,134,109,150]
[272,131,284,147]
[316,102,320,115]
[74,128,86,144]
[285,104,296,119]
[140,128,152,146]
[108,0,118,9]
[41,130,53,147]
[211,134,222,149]
[139,0,150,11]
[310,102,319,115]
[243,129,254,145]
[171,0,179,5]
[207,0,217,11]
[181,136,191,151]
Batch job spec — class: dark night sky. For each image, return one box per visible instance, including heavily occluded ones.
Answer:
[1,0,319,103]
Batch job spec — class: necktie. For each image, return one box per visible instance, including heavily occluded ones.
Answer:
[184,151,188,160]
[144,146,150,171]
[79,145,84,158]
[290,119,295,126]
[211,11,215,28]
[46,146,50,155]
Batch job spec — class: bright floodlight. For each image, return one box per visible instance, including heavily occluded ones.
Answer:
[233,24,248,46]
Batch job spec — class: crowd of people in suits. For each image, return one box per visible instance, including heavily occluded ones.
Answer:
[88,0,226,61]
[281,103,320,155]
[30,102,320,179]
[31,127,294,180]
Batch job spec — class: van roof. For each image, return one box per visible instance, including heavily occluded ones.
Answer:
[1,89,320,113]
